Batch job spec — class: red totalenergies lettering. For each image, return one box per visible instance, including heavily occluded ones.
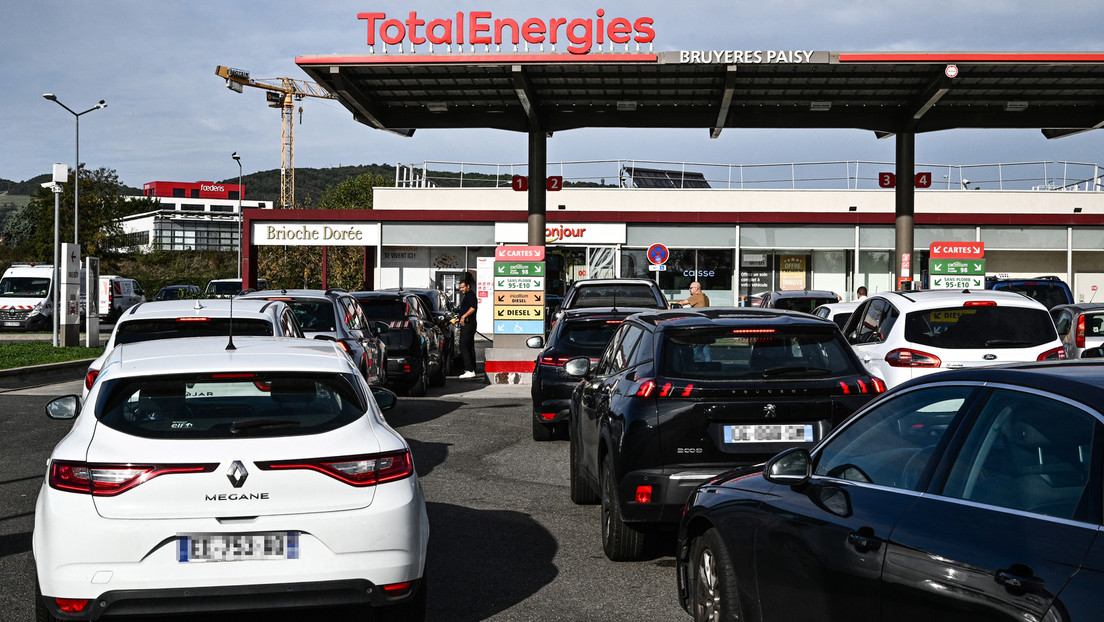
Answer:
[546,226,587,242]
[357,10,655,55]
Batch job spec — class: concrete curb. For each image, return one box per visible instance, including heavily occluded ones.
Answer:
[0,359,92,390]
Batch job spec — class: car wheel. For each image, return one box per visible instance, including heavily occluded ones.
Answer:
[569,430,599,505]
[690,528,741,622]
[373,579,427,622]
[532,415,555,441]
[35,580,60,622]
[429,348,446,387]
[601,455,646,561]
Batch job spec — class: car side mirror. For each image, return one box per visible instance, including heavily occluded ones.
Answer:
[371,386,398,411]
[563,356,591,377]
[373,321,389,335]
[526,335,544,349]
[46,395,80,420]
[764,447,812,486]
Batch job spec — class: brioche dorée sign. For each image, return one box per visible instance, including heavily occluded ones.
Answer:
[358,10,655,54]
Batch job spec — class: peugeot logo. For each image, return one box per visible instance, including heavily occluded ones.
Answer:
[227,461,249,488]
[763,403,777,419]
[983,354,997,361]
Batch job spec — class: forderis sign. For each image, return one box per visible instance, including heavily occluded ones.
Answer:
[358,10,655,55]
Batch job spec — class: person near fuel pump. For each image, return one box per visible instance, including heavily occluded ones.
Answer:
[457,279,479,379]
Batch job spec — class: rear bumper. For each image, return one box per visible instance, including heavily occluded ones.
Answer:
[385,354,422,383]
[617,467,734,525]
[39,577,424,620]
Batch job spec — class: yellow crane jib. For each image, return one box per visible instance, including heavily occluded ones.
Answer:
[214,65,335,208]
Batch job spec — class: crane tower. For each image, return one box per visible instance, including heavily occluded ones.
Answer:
[215,65,335,209]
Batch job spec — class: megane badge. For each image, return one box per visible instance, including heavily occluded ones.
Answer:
[227,461,248,488]
[763,404,777,419]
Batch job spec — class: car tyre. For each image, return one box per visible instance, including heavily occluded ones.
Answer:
[689,528,741,622]
[373,578,427,622]
[407,361,428,397]
[532,416,555,441]
[569,431,599,505]
[601,455,646,561]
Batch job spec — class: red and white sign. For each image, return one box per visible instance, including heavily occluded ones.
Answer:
[914,172,932,188]
[495,245,545,261]
[879,172,896,188]
[930,241,985,258]
[945,64,959,78]
[647,243,669,265]
[511,175,528,191]
[546,176,563,191]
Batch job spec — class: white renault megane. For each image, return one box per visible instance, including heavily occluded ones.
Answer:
[34,336,428,621]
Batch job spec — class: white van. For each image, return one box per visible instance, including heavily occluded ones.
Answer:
[0,263,54,330]
[99,276,146,321]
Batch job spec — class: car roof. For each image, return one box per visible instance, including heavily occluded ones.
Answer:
[353,291,406,301]
[1052,303,1104,313]
[118,298,287,321]
[629,307,838,330]
[568,278,658,287]
[768,289,839,298]
[896,360,1104,403]
[240,288,346,300]
[102,336,352,379]
[871,288,1048,309]
[560,306,654,320]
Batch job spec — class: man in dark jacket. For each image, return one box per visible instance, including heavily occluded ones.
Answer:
[457,279,478,378]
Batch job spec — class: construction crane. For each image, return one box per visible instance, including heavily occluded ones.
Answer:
[215,65,335,209]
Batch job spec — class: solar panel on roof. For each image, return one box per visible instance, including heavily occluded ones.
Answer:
[623,167,711,189]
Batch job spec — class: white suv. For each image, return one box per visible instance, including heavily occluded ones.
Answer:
[841,289,1065,388]
[37,337,428,621]
[83,298,305,397]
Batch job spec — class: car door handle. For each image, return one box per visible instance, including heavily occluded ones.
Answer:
[847,528,881,552]
[996,566,1046,593]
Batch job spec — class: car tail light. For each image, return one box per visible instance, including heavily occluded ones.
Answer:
[635,380,656,398]
[635,486,653,503]
[382,581,414,598]
[540,356,570,367]
[963,300,997,307]
[731,328,776,334]
[175,317,211,322]
[256,450,413,487]
[839,377,886,395]
[49,461,218,496]
[55,599,89,614]
[541,412,556,420]
[84,368,99,390]
[1076,315,1086,348]
[336,340,352,353]
[635,379,695,398]
[885,348,942,368]
[1039,346,1067,361]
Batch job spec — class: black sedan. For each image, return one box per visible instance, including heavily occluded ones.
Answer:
[677,361,1104,622]
[526,307,650,441]
[355,290,446,396]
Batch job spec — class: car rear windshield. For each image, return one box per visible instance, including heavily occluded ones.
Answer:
[558,318,625,355]
[570,285,660,308]
[285,300,336,332]
[96,372,366,439]
[661,327,859,380]
[771,296,839,313]
[113,319,275,345]
[358,300,406,320]
[904,306,1056,349]
[993,283,1071,309]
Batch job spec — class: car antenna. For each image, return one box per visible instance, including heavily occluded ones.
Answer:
[226,292,236,351]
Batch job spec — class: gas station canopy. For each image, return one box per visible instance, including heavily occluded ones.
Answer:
[296,51,1104,137]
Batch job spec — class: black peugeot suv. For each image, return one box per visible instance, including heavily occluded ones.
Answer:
[565,307,886,560]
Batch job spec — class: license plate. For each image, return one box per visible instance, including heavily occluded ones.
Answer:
[178,532,298,562]
[724,424,813,443]
[3,321,18,327]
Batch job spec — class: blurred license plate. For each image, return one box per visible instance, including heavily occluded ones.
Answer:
[178,532,298,562]
[724,424,813,443]
[3,321,18,327]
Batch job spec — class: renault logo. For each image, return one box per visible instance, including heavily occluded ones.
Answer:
[763,404,777,419]
[227,461,248,488]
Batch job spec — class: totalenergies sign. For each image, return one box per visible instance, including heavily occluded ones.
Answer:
[358,10,655,55]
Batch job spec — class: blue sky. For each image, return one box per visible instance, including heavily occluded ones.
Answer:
[4,0,1103,188]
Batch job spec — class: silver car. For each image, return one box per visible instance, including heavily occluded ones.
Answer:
[1051,303,1104,359]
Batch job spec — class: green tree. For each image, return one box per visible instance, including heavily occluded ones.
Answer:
[257,172,388,291]
[0,166,137,259]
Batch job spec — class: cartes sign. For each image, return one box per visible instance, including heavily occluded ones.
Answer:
[930,242,985,258]
[495,245,545,261]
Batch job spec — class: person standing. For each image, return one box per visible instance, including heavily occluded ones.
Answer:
[677,282,710,308]
[457,279,479,379]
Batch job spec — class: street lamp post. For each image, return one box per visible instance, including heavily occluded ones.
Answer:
[42,94,107,246]
[232,152,242,279]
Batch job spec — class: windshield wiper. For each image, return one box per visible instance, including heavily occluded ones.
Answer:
[760,366,832,377]
[230,418,301,434]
